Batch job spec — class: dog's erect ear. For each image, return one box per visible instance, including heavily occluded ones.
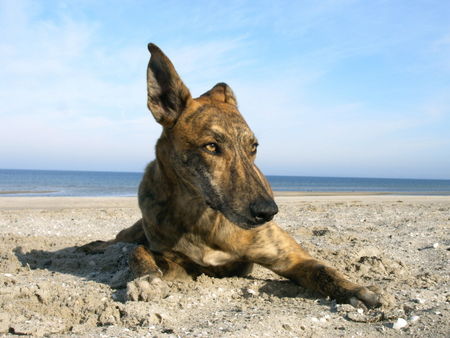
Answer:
[147,43,192,128]
[200,83,238,106]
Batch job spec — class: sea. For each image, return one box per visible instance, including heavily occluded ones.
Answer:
[0,169,450,197]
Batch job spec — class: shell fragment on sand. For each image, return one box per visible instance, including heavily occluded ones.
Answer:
[392,318,408,330]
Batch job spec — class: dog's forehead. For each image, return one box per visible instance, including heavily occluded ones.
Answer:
[179,102,254,139]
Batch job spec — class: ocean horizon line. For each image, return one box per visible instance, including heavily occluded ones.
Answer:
[1,167,449,182]
[1,168,450,197]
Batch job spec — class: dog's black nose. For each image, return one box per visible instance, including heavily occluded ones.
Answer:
[250,198,278,223]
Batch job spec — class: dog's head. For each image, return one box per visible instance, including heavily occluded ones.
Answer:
[146,43,278,229]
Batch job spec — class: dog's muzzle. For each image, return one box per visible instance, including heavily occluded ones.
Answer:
[249,198,278,225]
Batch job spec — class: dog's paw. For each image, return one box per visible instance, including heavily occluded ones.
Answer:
[126,275,170,301]
[348,285,385,310]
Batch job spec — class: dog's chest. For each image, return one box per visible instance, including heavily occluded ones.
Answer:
[177,242,238,267]
[147,233,238,267]
[199,248,237,266]
[183,245,237,266]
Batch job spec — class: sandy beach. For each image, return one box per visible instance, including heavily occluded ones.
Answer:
[0,195,448,337]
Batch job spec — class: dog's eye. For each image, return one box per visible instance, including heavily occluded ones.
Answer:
[204,143,220,154]
[251,143,258,154]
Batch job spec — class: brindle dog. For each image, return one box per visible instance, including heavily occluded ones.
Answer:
[81,43,382,309]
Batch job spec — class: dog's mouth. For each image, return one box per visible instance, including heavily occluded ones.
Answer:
[240,216,273,229]
[252,214,275,225]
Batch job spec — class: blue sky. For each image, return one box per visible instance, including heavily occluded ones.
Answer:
[1,0,449,179]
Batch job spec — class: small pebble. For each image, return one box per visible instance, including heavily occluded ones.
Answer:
[409,315,420,323]
[392,318,408,330]
[357,308,364,314]
[433,243,439,249]
[282,323,292,331]
[246,288,257,295]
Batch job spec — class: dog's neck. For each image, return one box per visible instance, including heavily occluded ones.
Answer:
[142,134,207,217]
[155,138,200,196]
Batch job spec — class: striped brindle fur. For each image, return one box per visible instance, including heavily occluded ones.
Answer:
[81,43,382,308]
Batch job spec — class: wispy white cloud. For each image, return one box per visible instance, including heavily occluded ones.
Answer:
[0,1,150,170]
[164,37,254,95]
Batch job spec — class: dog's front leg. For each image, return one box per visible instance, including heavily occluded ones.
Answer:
[246,223,382,309]
[78,219,147,254]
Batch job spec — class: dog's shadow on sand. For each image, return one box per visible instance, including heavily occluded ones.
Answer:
[13,242,135,300]
[13,242,321,303]
[256,279,320,301]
